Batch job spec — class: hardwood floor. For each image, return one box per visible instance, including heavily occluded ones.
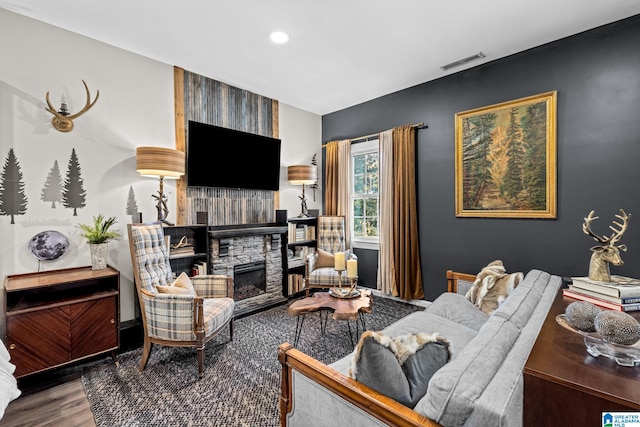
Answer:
[0,375,95,427]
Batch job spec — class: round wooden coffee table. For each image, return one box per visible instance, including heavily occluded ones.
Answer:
[288,289,373,346]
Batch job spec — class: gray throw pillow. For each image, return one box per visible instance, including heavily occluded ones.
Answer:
[349,331,451,408]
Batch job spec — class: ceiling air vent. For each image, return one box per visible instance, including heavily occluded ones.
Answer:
[440,52,486,71]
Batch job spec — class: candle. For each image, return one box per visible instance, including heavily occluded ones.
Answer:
[59,95,69,116]
[347,259,358,278]
[334,252,345,270]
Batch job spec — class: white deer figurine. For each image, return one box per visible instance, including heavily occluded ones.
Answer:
[582,209,630,282]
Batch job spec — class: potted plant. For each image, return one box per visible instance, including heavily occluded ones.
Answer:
[77,214,120,270]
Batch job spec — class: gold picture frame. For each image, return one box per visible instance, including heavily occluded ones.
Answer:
[455,91,557,218]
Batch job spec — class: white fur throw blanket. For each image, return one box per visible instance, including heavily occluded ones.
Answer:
[348,331,451,408]
[349,331,450,377]
[465,260,523,314]
[0,339,21,420]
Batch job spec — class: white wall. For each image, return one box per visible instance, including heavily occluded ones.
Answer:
[278,103,322,218]
[0,9,322,334]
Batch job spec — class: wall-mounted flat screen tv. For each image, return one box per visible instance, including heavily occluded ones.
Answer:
[187,120,281,191]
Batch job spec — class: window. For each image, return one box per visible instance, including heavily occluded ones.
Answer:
[351,139,379,249]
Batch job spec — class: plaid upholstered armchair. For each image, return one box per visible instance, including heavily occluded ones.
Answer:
[127,222,235,378]
[305,215,356,295]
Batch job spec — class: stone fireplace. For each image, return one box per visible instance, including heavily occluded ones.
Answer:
[209,224,287,315]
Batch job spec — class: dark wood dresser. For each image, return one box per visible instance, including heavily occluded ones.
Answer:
[4,266,120,377]
[524,291,640,426]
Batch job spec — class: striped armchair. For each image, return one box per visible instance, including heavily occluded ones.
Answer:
[305,215,356,295]
[127,223,234,378]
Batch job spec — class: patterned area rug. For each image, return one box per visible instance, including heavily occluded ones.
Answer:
[81,295,422,427]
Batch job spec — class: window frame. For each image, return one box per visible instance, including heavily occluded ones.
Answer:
[350,138,379,250]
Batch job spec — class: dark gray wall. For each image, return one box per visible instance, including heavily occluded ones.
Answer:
[322,15,640,301]
[353,247,378,289]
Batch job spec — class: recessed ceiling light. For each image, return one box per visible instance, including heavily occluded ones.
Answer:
[270,31,289,44]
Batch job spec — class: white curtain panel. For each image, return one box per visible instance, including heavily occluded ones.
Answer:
[377,130,396,295]
[337,139,352,250]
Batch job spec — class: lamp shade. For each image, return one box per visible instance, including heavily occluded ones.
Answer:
[288,165,317,185]
[136,146,185,179]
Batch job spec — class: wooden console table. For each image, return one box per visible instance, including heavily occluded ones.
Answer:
[4,266,120,378]
[523,291,640,426]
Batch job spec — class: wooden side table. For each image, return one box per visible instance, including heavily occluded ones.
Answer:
[523,291,640,426]
[288,290,372,346]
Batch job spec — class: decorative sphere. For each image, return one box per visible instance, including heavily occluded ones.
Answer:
[594,311,640,345]
[565,301,602,332]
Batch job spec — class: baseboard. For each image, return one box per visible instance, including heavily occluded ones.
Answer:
[369,288,431,308]
[120,319,144,351]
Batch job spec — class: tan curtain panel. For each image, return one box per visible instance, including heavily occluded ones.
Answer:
[325,141,340,215]
[377,130,397,296]
[324,139,351,248]
[392,125,424,300]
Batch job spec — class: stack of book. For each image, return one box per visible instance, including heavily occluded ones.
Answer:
[288,223,315,243]
[288,257,305,269]
[191,261,207,276]
[305,225,316,241]
[169,244,195,257]
[288,274,305,295]
[564,275,640,312]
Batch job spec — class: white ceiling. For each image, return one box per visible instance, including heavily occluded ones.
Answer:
[2,0,640,115]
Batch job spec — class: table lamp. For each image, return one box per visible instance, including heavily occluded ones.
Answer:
[288,165,317,217]
[136,146,185,226]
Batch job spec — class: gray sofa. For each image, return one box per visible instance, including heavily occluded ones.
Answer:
[278,269,562,427]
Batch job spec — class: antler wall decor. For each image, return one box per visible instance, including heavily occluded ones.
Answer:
[582,209,631,282]
[45,80,99,132]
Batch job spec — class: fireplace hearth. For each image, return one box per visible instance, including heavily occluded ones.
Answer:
[234,261,266,301]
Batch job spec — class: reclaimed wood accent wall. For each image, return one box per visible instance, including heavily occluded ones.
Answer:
[174,67,279,225]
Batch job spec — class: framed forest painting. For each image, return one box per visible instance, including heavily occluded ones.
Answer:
[455,91,557,218]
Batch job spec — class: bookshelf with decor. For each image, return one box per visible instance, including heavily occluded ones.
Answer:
[163,224,209,277]
[285,216,317,296]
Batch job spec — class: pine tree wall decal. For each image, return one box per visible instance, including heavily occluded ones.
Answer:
[41,160,63,208]
[62,148,87,216]
[0,148,28,224]
[126,185,138,215]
